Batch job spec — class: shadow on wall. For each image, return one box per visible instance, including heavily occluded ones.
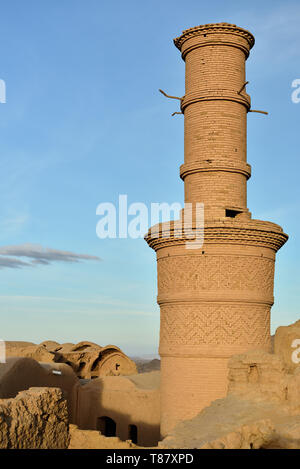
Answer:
[91,412,159,447]
[97,416,117,437]
[96,417,140,445]
[76,374,160,447]
[0,357,79,423]
[0,357,161,447]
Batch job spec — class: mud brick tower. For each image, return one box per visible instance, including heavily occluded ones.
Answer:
[145,23,288,437]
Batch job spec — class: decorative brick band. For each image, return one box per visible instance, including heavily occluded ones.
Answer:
[159,302,270,354]
[181,89,251,112]
[157,254,275,305]
[158,295,274,306]
[180,40,252,60]
[180,159,251,180]
[174,22,255,54]
[159,344,269,358]
[145,221,288,253]
[181,89,251,111]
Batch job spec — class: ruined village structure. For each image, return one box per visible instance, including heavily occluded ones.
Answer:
[5,340,137,380]
[2,321,300,449]
[146,22,288,437]
[0,22,293,449]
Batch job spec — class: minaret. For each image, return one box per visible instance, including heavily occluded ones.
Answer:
[145,23,288,437]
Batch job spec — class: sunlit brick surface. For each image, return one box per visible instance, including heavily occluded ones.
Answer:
[145,23,288,437]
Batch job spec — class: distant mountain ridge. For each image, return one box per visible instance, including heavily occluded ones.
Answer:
[132,358,161,373]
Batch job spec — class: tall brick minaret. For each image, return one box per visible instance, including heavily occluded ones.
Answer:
[145,23,288,437]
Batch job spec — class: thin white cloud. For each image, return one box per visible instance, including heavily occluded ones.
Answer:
[258,3,300,36]
[0,295,158,316]
[0,243,101,269]
[0,213,29,239]
[0,303,155,317]
[0,294,156,309]
[234,2,300,62]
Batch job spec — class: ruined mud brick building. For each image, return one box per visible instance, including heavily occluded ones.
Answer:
[1,320,300,448]
[146,23,288,437]
[5,340,137,380]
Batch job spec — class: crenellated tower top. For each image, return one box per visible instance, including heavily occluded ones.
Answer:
[174,23,255,57]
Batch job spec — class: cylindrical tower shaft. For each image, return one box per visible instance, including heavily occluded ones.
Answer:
[178,23,253,219]
[145,22,288,438]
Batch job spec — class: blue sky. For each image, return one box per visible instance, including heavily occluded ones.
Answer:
[0,0,299,356]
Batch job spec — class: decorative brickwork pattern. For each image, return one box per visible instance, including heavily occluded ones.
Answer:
[157,255,274,295]
[160,303,270,347]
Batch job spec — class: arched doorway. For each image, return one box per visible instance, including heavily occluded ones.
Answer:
[128,424,138,444]
[97,416,116,437]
